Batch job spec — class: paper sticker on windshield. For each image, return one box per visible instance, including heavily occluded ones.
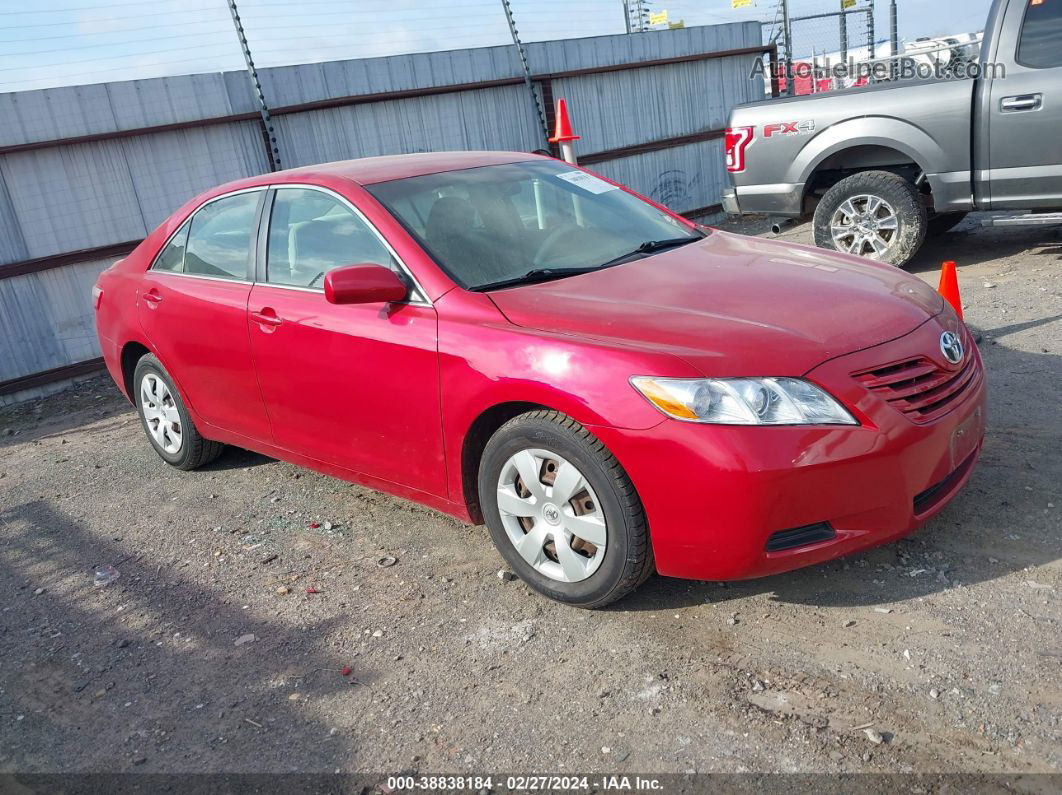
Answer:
[555,171,618,194]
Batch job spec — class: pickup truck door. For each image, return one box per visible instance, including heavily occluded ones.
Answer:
[986,0,1062,209]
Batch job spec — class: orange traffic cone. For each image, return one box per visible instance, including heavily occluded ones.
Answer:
[937,260,963,320]
[548,98,580,144]
[549,98,580,165]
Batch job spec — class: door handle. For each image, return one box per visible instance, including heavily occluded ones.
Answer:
[1000,93,1042,112]
[142,289,162,307]
[251,308,283,328]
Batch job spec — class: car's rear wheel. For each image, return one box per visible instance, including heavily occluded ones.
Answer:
[478,410,652,608]
[813,170,927,266]
[133,354,224,470]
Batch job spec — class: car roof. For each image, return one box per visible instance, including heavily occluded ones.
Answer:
[253,150,543,187]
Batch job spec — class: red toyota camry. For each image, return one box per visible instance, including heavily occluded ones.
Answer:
[94,151,985,608]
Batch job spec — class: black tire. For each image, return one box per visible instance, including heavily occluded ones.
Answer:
[478,410,653,609]
[133,354,224,471]
[927,211,968,236]
[813,170,927,266]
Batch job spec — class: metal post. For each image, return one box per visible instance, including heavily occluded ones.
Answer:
[890,0,899,55]
[501,0,550,146]
[633,0,647,32]
[769,44,781,97]
[781,0,792,96]
[867,2,876,69]
[226,0,280,171]
[622,0,632,34]
[839,2,848,67]
[890,0,899,79]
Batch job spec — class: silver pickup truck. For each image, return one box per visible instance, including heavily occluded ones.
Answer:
[722,0,1062,265]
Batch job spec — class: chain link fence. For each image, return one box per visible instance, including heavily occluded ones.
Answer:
[772,0,879,95]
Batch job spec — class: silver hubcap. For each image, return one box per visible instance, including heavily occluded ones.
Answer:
[830,194,899,259]
[496,449,606,583]
[140,373,182,455]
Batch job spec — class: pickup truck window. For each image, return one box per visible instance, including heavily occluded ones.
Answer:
[1018,0,1062,68]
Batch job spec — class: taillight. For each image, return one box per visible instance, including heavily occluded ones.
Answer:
[725,126,754,173]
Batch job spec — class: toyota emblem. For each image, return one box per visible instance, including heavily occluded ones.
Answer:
[940,331,964,365]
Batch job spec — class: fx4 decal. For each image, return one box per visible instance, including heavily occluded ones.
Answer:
[763,120,815,138]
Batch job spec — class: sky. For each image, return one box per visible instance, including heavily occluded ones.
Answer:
[0,0,997,94]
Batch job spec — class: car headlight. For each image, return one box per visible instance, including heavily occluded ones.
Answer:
[630,376,858,425]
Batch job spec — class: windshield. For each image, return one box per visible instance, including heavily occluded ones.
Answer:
[365,159,702,290]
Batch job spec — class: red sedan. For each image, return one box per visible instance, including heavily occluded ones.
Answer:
[94,151,985,608]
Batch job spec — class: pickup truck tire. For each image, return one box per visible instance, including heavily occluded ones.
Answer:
[813,171,927,266]
[927,212,968,236]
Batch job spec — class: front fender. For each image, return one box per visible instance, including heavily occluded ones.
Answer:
[434,290,700,507]
[440,323,693,434]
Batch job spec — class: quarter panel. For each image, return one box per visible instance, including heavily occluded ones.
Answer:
[790,113,967,186]
[729,80,975,209]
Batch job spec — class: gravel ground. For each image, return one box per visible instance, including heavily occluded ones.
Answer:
[1,214,1060,779]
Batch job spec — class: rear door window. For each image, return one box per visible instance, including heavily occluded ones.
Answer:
[152,221,189,272]
[184,191,261,280]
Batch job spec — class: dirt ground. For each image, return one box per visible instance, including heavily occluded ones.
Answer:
[1,214,1060,781]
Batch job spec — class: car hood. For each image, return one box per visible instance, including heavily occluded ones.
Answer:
[487,230,944,377]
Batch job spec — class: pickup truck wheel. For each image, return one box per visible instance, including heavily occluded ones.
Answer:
[814,171,926,266]
[927,212,968,236]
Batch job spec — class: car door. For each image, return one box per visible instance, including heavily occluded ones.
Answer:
[987,0,1062,208]
[246,185,445,497]
[138,188,273,443]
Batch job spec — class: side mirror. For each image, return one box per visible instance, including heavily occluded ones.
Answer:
[323,264,408,305]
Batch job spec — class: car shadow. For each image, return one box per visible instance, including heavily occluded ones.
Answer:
[907,216,1062,274]
[200,447,276,471]
[615,329,1062,612]
[0,499,370,772]
[982,314,1062,339]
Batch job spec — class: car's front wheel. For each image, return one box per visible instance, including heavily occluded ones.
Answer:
[813,170,927,266]
[478,410,653,608]
[133,354,224,470]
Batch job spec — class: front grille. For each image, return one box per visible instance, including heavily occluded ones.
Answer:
[852,330,982,424]
[765,522,836,552]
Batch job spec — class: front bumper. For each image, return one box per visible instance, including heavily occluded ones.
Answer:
[592,317,986,581]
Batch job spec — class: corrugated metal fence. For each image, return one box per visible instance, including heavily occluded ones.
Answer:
[0,21,770,404]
